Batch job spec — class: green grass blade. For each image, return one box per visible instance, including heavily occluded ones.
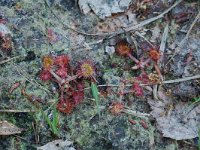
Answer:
[42,111,52,129]
[41,108,59,136]
[91,82,100,116]
[52,106,59,135]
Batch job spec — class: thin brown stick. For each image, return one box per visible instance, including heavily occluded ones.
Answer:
[135,31,154,47]
[153,85,159,100]
[0,56,19,65]
[0,109,37,113]
[32,122,39,144]
[123,108,150,118]
[163,74,200,84]
[84,74,200,91]
[14,135,37,144]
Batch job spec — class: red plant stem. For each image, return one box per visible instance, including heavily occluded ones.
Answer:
[91,75,98,83]
[127,53,139,64]
[140,120,148,129]
[132,58,151,72]
[66,74,79,82]
[9,82,21,94]
[60,85,65,100]
[128,119,137,125]
[154,63,163,80]
[141,58,151,68]
[49,70,65,84]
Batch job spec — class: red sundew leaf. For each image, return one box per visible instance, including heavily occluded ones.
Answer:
[0,19,7,24]
[128,119,137,125]
[54,55,69,68]
[9,82,21,94]
[57,99,74,114]
[136,73,150,84]
[56,67,67,79]
[132,83,143,97]
[140,120,148,129]
[1,36,12,53]
[39,69,52,81]
[72,91,84,105]
[77,82,85,90]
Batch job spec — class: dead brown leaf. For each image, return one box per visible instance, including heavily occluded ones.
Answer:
[37,139,76,150]
[148,87,200,140]
[0,120,22,135]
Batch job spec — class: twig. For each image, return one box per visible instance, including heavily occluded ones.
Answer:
[0,56,20,65]
[84,74,200,91]
[165,11,200,66]
[153,85,159,100]
[182,140,198,147]
[183,100,200,117]
[135,31,154,47]
[123,108,150,118]
[163,74,200,84]
[159,23,169,67]
[155,24,169,100]
[32,122,39,144]
[14,135,38,145]
[0,109,37,113]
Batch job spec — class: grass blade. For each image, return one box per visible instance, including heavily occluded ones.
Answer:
[52,106,59,135]
[41,107,59,136]
[91,82,100,116]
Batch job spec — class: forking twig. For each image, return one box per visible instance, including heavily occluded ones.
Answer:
[162,74,200,84]
[0,56,20,65]
[83,74,200,91]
